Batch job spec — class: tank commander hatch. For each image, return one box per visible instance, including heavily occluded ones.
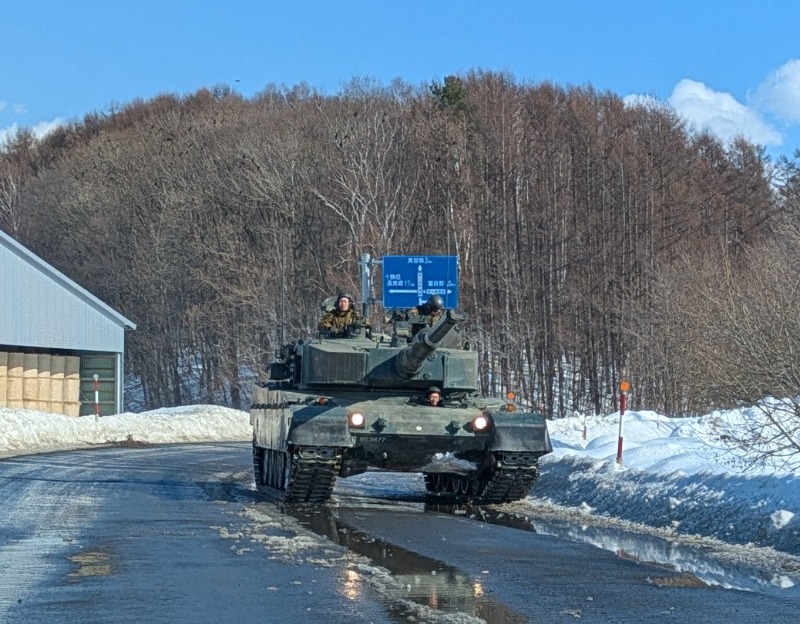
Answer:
[318,292,363,335]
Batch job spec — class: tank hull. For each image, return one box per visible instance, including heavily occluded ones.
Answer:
[251,386,551,504]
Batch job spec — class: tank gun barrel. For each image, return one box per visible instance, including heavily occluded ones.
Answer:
[394,308,467,378]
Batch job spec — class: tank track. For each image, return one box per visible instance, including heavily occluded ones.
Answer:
[254,445,342,504]
[424,451,541,505]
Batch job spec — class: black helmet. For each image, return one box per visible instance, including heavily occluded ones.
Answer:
[426,386,441,396]
[337,292,355,304]
[427,294,444,311]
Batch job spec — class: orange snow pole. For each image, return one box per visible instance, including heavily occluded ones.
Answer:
[616,380,630,464]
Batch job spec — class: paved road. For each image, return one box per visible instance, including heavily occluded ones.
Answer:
[1,443,797,623]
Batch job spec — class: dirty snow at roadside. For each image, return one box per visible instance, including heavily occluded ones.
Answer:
[1,402,798,556]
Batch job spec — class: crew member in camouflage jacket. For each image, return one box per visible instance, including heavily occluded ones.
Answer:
[318,293,363,334]
[407,294,445,326]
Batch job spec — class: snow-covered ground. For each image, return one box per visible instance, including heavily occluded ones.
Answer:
[1,402,798,558]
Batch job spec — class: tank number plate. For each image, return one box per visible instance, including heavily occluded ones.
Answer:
[360,436,389,443]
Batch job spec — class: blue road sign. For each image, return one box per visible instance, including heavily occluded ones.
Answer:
[382,255,459,309]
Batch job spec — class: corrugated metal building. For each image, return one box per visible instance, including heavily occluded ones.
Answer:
[0,229,136,416]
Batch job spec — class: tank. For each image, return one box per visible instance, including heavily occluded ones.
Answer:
[250,307,552,504]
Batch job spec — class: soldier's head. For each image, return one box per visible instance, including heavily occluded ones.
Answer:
[427,295,444,311]
[336,293,354,311]
[425,386,442,406]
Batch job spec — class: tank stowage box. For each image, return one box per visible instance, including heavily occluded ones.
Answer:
[251,308,552,504]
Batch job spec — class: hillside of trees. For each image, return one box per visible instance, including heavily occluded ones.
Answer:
[2,71,800,419]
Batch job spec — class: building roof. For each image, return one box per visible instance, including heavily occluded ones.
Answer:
[0,228,136,332]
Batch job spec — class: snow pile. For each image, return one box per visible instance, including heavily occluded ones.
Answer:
[541,409,800,554]
[1,402,799,555]
[0,405,249,457]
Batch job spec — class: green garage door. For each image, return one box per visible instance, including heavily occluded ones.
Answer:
[79,355,117,417]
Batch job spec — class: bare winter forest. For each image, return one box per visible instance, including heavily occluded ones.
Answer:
[2,72,800,418]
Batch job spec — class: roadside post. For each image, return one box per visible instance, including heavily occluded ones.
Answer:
[93,374,100,422]
[615,380,630,464]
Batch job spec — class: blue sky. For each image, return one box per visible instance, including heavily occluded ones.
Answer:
[2,1,799,160]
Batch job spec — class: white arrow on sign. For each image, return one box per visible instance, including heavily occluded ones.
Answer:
[388,289,417,294]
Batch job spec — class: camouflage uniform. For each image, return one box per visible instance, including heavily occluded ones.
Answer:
[318,308,362,333]
[407,303,444,326]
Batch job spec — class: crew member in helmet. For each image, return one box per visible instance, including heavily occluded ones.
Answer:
[318,292,362,334]
[424,386,443,406]
[408,294,445,326]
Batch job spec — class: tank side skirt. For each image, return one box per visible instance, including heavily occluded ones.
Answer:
[253,443,343,503]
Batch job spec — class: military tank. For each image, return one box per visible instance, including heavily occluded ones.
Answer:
[251,306,552,504]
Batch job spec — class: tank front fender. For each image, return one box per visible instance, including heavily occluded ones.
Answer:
[488,411,552,454]
[287,405,356,448]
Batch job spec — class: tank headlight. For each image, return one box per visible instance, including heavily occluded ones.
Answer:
[348,412,366,428]
[470,414,491,432]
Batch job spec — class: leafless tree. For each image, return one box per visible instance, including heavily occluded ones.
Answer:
[6,76,795,437]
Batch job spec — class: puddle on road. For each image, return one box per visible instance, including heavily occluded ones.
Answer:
[288,505,529,624]
[235,470,800,603]
[330,480,800,599]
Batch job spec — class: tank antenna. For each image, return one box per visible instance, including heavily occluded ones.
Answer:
[359,252,380,318]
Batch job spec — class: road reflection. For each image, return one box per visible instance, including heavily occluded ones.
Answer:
[434,503,800,598]
[286,504,528,624]
[525,513,800,598]
[329,475,800,600]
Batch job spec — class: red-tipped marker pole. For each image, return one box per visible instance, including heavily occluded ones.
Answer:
[93,374,100,422]
[616,380,630,464]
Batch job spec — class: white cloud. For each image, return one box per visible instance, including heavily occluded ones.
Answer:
[0,123,19,148]
[668,78,782,146]
[622,93,665,110]
[751,59,800,124]
[0,118,63,148]
[31,118,63,138]
[0,102,27,116]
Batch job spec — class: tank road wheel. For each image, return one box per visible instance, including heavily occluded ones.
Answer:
[423,472,488,502]
[424,452,542,505]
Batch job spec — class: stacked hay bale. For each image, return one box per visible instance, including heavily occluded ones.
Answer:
[50,355,65,414]
[0,352,7,406]
[64,356,81,417]
[5,352,24,409]
[0,351,82,416]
